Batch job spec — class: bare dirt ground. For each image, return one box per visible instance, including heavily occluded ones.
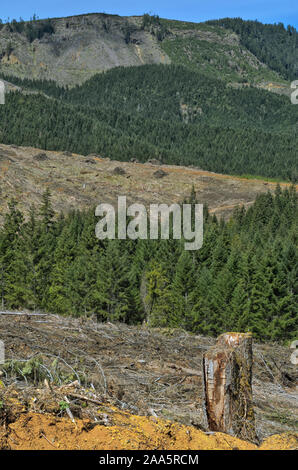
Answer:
[1,407,297,450]
[0,143,294,225]
[0,314,297,449]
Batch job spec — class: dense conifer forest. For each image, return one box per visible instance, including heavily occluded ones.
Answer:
[207,18,298,81]
[0,186,296,342]
[0,64,297,181]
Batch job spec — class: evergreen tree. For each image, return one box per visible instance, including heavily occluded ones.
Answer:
[92,240,130,322]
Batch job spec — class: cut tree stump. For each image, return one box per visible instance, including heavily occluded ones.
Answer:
[202,332,257,443]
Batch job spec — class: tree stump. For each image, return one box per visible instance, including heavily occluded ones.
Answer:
[202,332,257,443]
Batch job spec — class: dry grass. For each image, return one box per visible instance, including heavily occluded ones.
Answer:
[0,143,295,225]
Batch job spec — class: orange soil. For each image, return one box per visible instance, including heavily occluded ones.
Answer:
[1,409,297,451]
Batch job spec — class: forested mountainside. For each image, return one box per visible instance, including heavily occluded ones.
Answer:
[207,18,298,81]
[0,14,297,180]
[0,186,296,342]
[0,63,297,181]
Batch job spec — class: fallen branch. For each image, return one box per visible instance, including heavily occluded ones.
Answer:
[0,311,47,316]
[65,392,103,406]
[40,433,57,448]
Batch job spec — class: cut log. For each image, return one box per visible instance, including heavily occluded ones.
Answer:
[202,332,257,443]
[0,311,47,316]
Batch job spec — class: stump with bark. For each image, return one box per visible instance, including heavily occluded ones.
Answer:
[202,332,257,443]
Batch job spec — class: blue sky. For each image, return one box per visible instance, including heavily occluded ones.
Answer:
[1,1,297,28]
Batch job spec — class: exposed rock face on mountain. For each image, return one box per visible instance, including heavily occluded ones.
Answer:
[0,14,170,85]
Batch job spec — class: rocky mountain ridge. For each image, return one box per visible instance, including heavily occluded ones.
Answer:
[0,13,290,88]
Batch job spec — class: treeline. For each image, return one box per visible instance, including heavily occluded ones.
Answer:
[0,64,297,181]
[0,186,296,342]
[141,14,169,41]
[0,15,55,42]
[207,18,298,81]
[0,74,69,98]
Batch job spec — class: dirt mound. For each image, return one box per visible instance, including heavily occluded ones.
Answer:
[259,433,298,450]
[1,402,296,450]
[0,410,255,450]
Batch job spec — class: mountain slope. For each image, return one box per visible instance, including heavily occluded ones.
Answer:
[0,13,293,88]
[0,65,297,180]
[207,18,298,81]
[0,14,297,181]
[0,14,170,86]
[0,142,293,225]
